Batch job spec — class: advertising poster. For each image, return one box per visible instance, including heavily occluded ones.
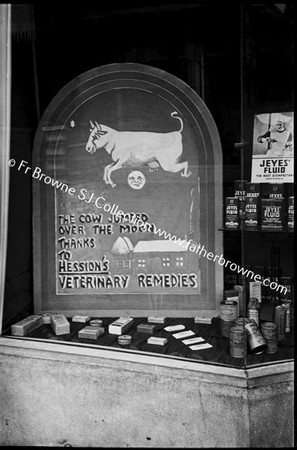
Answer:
[32,64,223,314]
[54,89,201,296]
[251,112,294,183]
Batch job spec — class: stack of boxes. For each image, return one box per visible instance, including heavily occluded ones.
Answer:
[224,180,294,331]
[225,181,294,231]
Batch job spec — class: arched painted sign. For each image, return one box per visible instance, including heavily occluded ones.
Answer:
[33,63,223,316]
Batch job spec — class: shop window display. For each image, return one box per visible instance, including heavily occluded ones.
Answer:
[0,3,294,371]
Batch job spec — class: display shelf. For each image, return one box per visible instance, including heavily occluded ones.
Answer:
[3,317,293,369]
[219,227,294,234]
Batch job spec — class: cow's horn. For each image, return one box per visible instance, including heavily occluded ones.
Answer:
[90,120,95,128]
[95,121,101,130]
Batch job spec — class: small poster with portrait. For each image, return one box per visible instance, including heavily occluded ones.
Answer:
[251,112,294,183]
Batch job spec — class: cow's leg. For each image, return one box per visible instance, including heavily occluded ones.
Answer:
[158,160,192,177]
[106,159,123,188]
[103,164,113,184]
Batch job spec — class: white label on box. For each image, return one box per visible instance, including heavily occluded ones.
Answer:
[116,317,133,324]
[72,315,91,323]
[194,317,213,324]
[164,325,185,332]
[172,330,195,339]
[182,336,205,345]
[108,317,134,335]
[147,317,166,323]
[249,281,262,303]
[189,343,213,351]
[147,337,167,346]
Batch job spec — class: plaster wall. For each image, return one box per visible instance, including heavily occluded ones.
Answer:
[0,338,294,448]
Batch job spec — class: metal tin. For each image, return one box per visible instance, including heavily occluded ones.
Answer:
[265,338,278,354]
[118,335,132,345]
[245,322,267,354]
[235,317,252,327]
[274,305,286,340]
[260,321,278,340]
[220,319,234,338]
[220,302,238,321]
[89,319,103,327]
[229,325,246,358]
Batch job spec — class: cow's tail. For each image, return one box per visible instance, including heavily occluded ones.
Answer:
[171,111,183,133]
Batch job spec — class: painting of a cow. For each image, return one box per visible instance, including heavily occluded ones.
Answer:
[85,111,191,188]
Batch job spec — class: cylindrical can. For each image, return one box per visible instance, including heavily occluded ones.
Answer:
[235,317,253,327]
[118,335,132,346]
[281,301,291,333]
[245,322,267,354]
[274,305,286,340]
[229,325,246,358]
[220,302,238,337]
[261,322,278,354]
[220,319,234,338]
[261,321,278,340]
[265,338,278,354]
[220,302,238,321]
[89,319,103,327]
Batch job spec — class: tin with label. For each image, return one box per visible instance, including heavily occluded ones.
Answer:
[118,335,132,346]
[229,325,246,358]
[220,302,238,321]
[261,321,278,340]
[274,306,286,340]
[220,302,238,338]
[235,317,253,327]
[245,322,267,354]
[265,338,278,354]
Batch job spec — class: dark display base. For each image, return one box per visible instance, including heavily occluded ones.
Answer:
[4,317,294,368]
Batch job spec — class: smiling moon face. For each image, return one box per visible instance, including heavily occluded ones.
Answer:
[128,171,146,190]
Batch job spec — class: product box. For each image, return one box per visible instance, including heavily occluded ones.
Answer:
[225,197,239,229]
[194,316,214,324]
[224,268,238,289]
[164,324,185,332]
[244,196,259,228]
[172,330,195,339]
[182,336,205,345]
[224,289,239,300]
[234,180,247,221]
[72,315,91,323]
[147,336,168,346]
[78,326,104,340]
[246,182,261,198]
[261,198,284,230]
[261,183,285,199]
[137,323,156,334]
[11,315,43,336]
[189,343,213,351]
[41,313,52,324]
[50,314,70,335]
[108,317,134,335]
[147,316,166,324]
